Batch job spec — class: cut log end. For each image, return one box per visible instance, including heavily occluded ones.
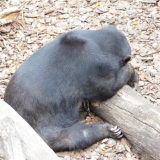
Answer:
[0,99,60,160]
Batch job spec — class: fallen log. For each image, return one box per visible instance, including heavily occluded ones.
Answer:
[91,85,160,160]
[0,99,60,160]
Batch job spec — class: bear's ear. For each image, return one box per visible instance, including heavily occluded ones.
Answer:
[61,32,86,46]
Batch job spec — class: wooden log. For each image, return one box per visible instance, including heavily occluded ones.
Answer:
[91,85,160,160]
[0,99,60,160]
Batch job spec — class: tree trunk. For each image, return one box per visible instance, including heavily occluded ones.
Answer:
[91,85,160,160]
[0,99,59,160]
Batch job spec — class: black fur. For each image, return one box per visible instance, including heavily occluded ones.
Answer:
[4,25,135,152]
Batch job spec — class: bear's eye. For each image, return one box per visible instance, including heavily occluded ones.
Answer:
[121,55,131,66]
[123,56,131,64]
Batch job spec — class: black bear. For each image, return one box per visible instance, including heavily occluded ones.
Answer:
[4,25,136,152]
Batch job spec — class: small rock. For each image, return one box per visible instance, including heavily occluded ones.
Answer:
[106,139,116,147]
[138,0,157,4]
[99,143,106,149]
[91,152,100,160]
[64,155,70,160]
[0,26,11,33]
[152,42,158,49]
[118,157,124,160]
[110,0,118,2]
[116,143,125,153]
[102,138,108,143]
[131,59,140,69]
[148,68,157,77]
[126,152,133,160]
[88,0,99,4]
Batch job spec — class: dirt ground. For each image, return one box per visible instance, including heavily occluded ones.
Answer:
[0,0,160,159]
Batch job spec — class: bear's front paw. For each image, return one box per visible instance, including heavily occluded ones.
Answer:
[108,125,123,139]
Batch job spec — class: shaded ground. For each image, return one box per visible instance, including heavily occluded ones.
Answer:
[0,0,160,159]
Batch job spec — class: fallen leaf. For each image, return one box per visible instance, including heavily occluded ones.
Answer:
[92,2,105,9]
[0,7,20,25]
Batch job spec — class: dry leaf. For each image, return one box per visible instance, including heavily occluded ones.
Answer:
[103,151,107,156]
[0,7,20,25]
[91,2,104,9]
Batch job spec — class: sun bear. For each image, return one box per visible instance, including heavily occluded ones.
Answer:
[4,25,137,151]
